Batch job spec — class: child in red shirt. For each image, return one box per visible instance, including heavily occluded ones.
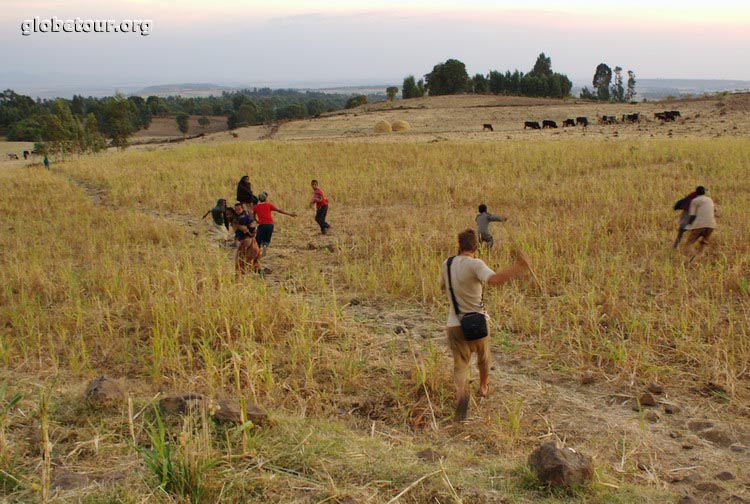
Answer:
[252,192,296,255]
[309,179,331,234]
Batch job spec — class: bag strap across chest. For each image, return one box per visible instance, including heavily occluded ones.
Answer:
[446,256,462,316]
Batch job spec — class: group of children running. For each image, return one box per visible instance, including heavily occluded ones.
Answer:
[202,175,331,277]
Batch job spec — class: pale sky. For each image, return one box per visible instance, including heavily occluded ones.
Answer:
[3,0,750,94]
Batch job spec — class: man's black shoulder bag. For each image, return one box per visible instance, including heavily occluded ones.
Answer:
[446,256,488,341]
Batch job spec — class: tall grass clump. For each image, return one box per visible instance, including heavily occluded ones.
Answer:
[140,407,219,503]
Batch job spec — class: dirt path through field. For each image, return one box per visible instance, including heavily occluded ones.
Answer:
[63,168,750,503]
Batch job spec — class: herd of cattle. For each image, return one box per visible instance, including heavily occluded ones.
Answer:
[511,110,682,131]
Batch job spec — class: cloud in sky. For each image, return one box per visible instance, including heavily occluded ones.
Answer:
[3,0,750,91]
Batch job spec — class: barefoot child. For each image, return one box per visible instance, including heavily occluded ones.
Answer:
[252,192,297,256]
[309,179,331,234]
[475,204,506,248]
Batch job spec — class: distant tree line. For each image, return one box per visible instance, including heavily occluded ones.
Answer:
[0,87,386,151]
[399,54,573,99]
[1,89,145,153]
[579,63,637,102]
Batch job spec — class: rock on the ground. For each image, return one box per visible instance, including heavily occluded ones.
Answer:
[695,481,725,495]
[688,420,714,432]
[664,404,681,415]
[416,448,443,463]
[639,392,657,407]
[213,399,267,425]
[715,471,735,481]
[159,393,205,414]
[644,411,660,423]
[647,382,664,394]
[677,497,699,504]
[52,472,93,490]
[698,428,735,447]
[84,376,125,407]
[580,371,595,385]
[527,442,594,488]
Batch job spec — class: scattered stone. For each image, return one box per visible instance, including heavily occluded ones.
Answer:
[527,442,594,488]
[699,428,735,447]
[677,497,698,504]
[417,448,443,463]
[84,376,125,407]
[213,399,267,425]
[159,393,205,414]
[670,431,682,439]
[673,473,701,485]
[730,444,745,453]
[688,420,714,432]
[52,471,125,490]
[704,382,729,397]
[639,392,657,407]
[644,411,660,423]
[681,442,694,450]
[664,404,680,415]
[647,382,664,395]
[695,481,725,494]
[348,298,361,306]
[394,326,407,334]
[52,472,92,490]
[716,471,736,481]
[580,371,595,385]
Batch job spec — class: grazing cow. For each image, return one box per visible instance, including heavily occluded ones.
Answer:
[655,112,671,122]
[23,150,30,159]
[665,110,681,121]
[482,123,494,132]
[7,153,19,160]
[576,116,588,127]
[542,120,558,129]
[623,113,640,123]
[562,118,576,127]
[524,121,541,130]
[599,115,618,125]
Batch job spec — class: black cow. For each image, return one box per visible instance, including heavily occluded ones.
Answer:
[23,150,30,159]
[542,120,558,129]
[483,123,494,131]
[665,110,681,120]
[623,113,640,123]
[562,118,575,127]
[599,115,617,125]
[576,116,588,127]
[7,153,19,160]
[524,121,541,130]
[655,112,671,122]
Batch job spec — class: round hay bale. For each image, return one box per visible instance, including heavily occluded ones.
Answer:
[374,120,392,133]
[391,120,411,132]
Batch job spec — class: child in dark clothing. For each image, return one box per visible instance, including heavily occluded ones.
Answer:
[475,204,506,248]
[202,198,228,241]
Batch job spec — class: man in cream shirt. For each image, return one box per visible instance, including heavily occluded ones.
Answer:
[683,185,717,260]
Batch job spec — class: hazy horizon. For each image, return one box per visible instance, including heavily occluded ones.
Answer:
[4,0,750,98]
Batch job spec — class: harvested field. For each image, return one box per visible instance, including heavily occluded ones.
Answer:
[1,93,749,503]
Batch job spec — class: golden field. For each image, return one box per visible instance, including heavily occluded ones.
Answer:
[1,94,749,503]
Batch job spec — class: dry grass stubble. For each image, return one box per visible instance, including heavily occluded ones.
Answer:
[1,136,749,502]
